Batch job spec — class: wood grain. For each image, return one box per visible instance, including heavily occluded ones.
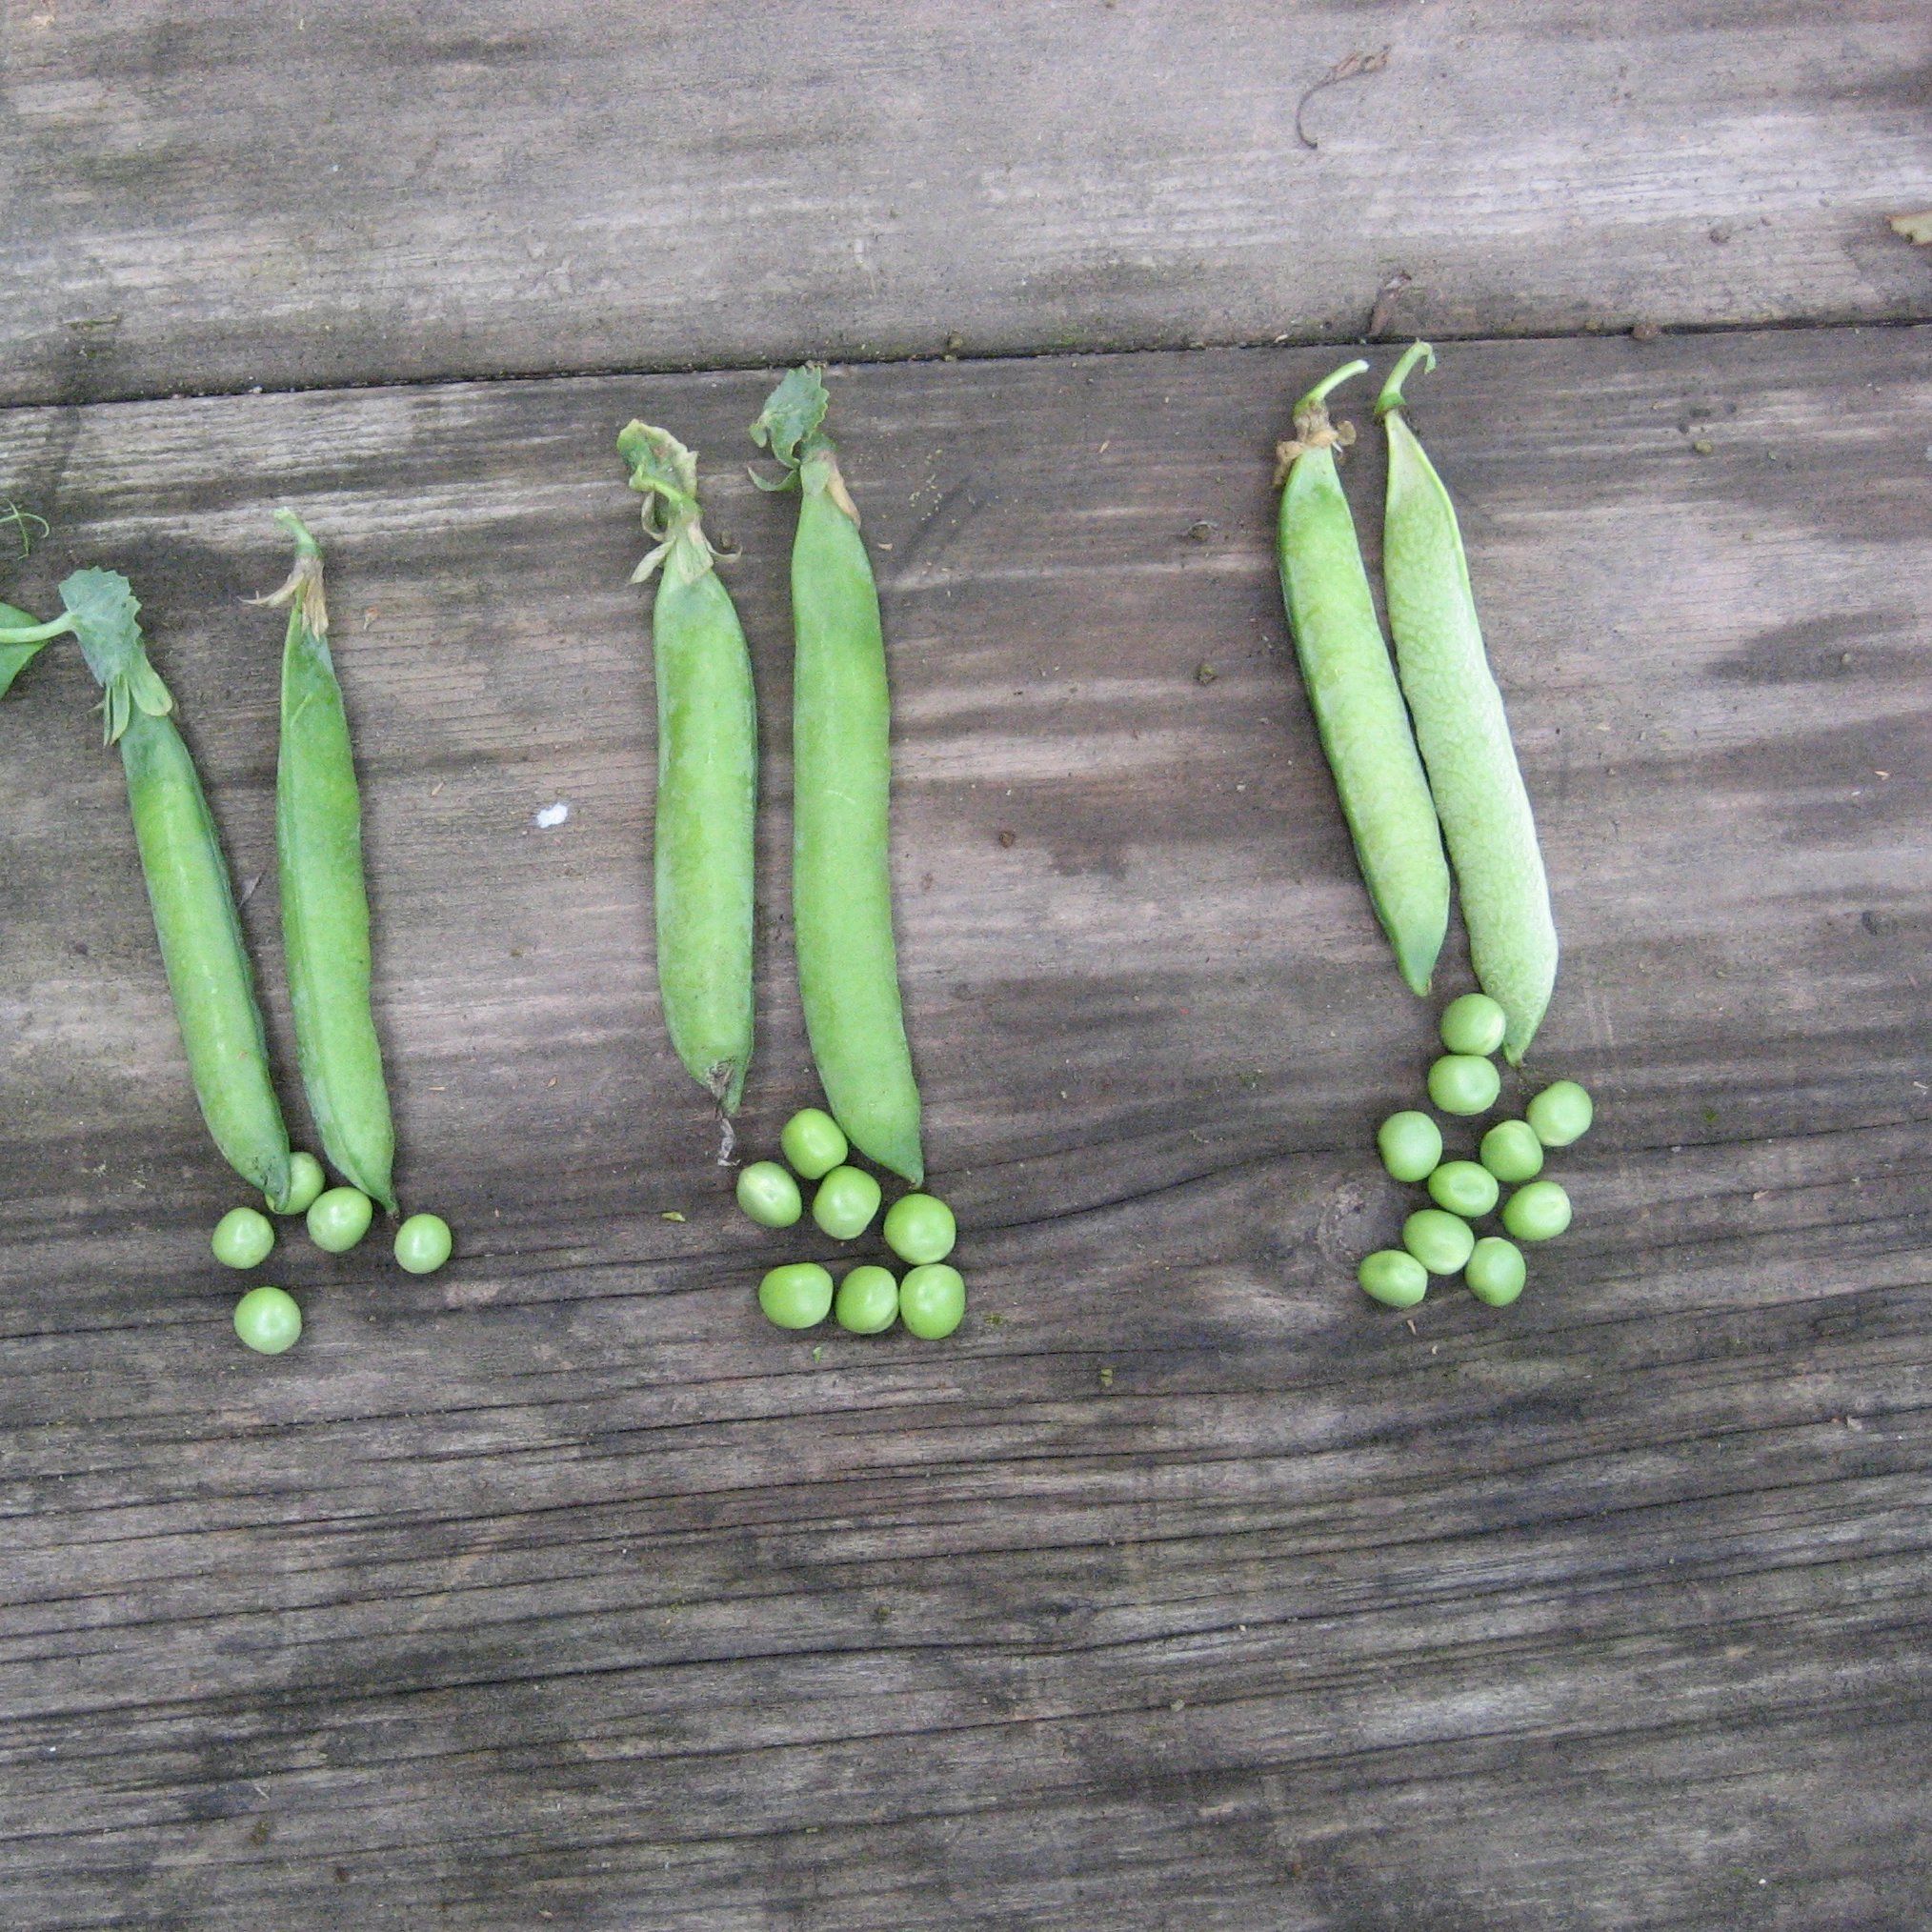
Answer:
[3,0,1930,407]
[1,327,1929,1927]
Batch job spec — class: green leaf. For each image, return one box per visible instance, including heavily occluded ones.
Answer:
[56,569,173,731]
[628,538,674,587]
[748,365,829,471]
[59,569,144,684]
[0,639,48,700]
[129,654,172,716]
[0,599,50,700]
[617,420,698,511]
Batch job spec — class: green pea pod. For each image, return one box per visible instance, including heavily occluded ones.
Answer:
[262,513,397,1210]
[0,572,294,1205]
[1275,361,1449,996]
[752,367,924,1184]
[1378,343,1557,1061]
[123,708,295,1203]
[618,420,756,1123]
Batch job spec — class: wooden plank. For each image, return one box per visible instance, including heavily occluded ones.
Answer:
[0,326,1929,1927]
[4,0,1930,407]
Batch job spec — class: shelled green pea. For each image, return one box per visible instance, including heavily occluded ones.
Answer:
[759,1262,835,1330]
[1527,1080,1593,1148]
[1479,1119,1543,1184]
[736,1161,803,1229]
[1501,1179,1571,1242]
[1378,1110,1442,1182]
[1358,1250,1428,1309]
[813,1166,881,1239]
[1403,1208,1475,1276]
[1427,1054,1500,1117]
[1465,1237,1526,1307]
[1426,1160,1499,1218]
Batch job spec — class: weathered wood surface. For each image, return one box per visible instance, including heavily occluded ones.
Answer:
[4,0,1930,408]
[1,327,1929,1928]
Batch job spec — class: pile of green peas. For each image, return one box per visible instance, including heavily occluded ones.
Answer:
[215,1149,456,1355]
[735,1106,966,1340]
[1358,992,1594,1312]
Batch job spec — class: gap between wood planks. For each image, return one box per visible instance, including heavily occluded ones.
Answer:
[3,311,1926,419]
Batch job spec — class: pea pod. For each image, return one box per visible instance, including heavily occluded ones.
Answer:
[752,367,923,1184]
[618,421,755,1125]
[1275,360,1449,996]
[260,514,397,1209]
[0,572,293,1205]
[1377,343,1557,1060]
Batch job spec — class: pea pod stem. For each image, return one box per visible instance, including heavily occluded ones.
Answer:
[1275,359,1449,996]
[6,571,294,1204]
[0,613,76,646]
[752,366,925,1184]
[1376,343,1558,1060]
[619,421,756,1135]
[1375,339,1438,419]
[260,513,398,1209]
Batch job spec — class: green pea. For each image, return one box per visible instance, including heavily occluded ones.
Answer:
[736,1160,803,1229]
[1377,1109,1442,1183]
[1439,992,1507,1057]
[233,1284,301,1356]
[1501,1179,1571,1241]
[1358,1249,1427,1308]
[393,1213,453,1276]
[1478,1119,1544,1184]
[1465,1237,1526,1307]
[272,1152,327,1217]
[834,1263,899,1335]
[618,427,756,1121]
[1402,1207,1475,1276]
[882,1192,956,1265]
[1427,1053,1500,1117]
[307,1185,373,1254]
[812,1165,882,1240]
[211,1205,275,1271]
[780,1106,848,1180]
[1379,345,1558,1064]
[1426,1160,1499,1218]
[1526,1079,1594,1148]
[758,1261,834,1330]
[899,1263,966,1339]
